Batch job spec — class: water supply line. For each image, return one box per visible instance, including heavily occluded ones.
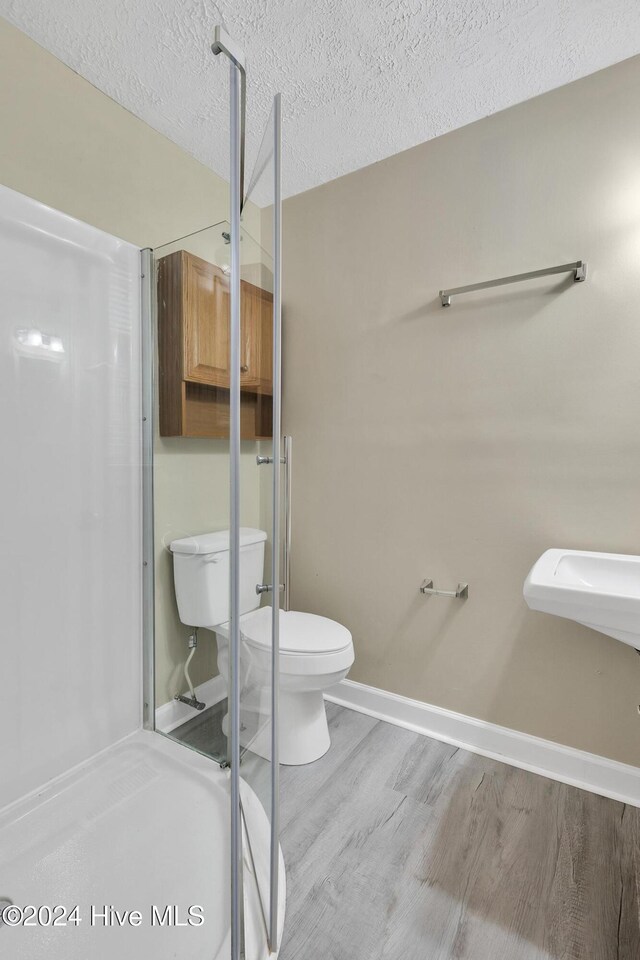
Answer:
[174,629,206,711]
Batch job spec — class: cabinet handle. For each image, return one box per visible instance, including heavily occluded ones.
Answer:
[240,364,249,373]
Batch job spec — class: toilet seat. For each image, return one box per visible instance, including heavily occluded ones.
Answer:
[217,606,354,677]
[241,606,351,653]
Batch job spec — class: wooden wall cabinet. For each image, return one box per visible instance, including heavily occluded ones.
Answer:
[157,249,273,439]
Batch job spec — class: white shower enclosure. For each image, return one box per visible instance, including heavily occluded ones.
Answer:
[0,183,143,806]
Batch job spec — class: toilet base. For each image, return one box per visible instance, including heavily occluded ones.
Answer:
[277,689,331,765]
[223,689,331,766]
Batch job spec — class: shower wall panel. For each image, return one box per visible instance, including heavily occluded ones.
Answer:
[0,184,142,809]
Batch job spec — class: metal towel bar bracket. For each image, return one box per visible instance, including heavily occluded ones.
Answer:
[420,579,469,599]
[440,260,587,307]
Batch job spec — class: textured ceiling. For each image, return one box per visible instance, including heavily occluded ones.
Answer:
[3,0,640,203]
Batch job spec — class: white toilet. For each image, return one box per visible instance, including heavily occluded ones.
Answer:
[170,528,354,765]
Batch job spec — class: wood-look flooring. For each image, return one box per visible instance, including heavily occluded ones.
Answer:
[172,701,640,959]
[278,703,640,960]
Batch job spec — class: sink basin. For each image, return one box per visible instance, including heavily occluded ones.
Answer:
[524,549,640,649]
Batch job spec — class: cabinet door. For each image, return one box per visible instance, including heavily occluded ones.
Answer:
[240,280,273,395]
[183,252,230,387]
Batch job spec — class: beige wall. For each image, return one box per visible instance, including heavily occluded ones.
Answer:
[0,17,265,707]
[282,55,640,767]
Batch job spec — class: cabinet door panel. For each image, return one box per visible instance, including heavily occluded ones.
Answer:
[240,280,273,395]
[183,253,230,387]
[158,248,273,438]
[256,292,273,392]
[240,280,260,391]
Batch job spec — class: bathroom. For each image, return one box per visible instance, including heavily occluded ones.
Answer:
[1,2,640,958]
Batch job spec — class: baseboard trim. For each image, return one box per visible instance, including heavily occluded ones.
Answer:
[325,679,640,808]
[155,675,226,734]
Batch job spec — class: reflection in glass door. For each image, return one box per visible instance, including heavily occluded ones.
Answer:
[221,26,283,955]
[239,93,283,954]
[149,28,283,957]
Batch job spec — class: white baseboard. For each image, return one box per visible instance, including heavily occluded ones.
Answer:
[325,679,640,808]
[155,675,227,734]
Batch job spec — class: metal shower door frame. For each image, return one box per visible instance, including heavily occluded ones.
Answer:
[212,26,283,960]
[269,91,282,952]
[228,51,244,960]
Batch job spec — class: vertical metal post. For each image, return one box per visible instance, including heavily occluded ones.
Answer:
[212,27,247,960]
[140,248,155,730]
[229,59,244,960]
[269,93,282,953]
[211,27,246,210]
[283,435,292,613]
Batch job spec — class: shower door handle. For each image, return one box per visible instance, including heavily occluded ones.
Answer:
[283,435,292,612]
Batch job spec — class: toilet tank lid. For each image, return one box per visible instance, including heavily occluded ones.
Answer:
[170,528,267,555]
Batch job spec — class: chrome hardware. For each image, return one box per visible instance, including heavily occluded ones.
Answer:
[173,629,205,710]
[211,26,246,211]
[440,260,587,307]
[268,101,283,953]
[256,583,285,595]
[212,26,250,958]
[256,435,291,615]
[140,249,155,731]
[211,26,246,69]
[420,579,469,599]
[283,435,292,612]
[574,261,587,282]
[174,693,206,711]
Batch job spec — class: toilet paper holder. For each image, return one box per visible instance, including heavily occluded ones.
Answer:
[420,579,469,600]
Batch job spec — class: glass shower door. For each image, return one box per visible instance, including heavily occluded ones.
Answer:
[147,32,281,958]
[237,93,283,955]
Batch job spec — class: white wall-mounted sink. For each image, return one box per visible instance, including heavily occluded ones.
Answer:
[524,549,640,649]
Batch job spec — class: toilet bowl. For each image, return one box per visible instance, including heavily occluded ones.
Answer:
[216,606,354,765]
[170,528,355,765]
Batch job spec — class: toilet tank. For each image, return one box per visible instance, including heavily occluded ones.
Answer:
[170,528,267,628]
